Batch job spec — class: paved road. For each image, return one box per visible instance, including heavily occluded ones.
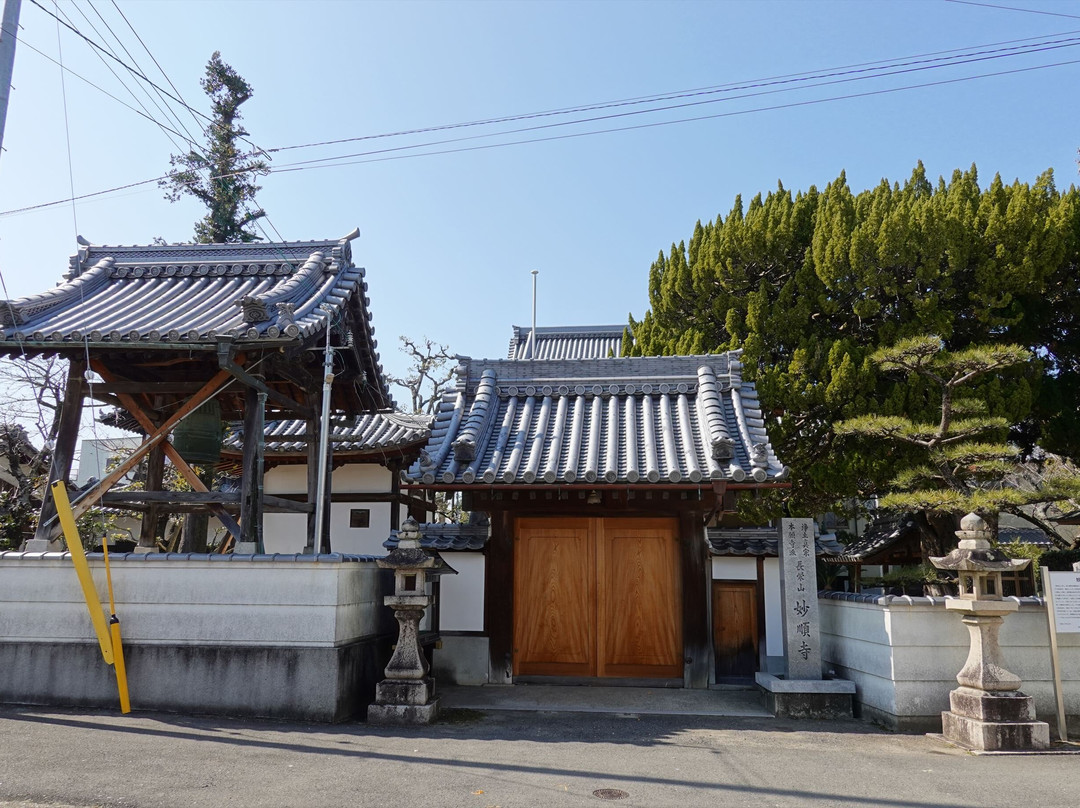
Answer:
[0,706,1076,808]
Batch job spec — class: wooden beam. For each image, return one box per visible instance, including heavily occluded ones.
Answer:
[486,511,515,685]
[34,358,86,543]
[240,386,266,550]
[90,361,243,541]
[65,368,234,522]
[94,382,210,394]
[680,508,711,688]
[217,339,313,418]
[139,444,166,548]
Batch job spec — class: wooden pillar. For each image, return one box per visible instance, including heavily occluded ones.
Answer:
[139,443,166,548]
[389,461,401,531]
[318,424,333,553]
[485,510,514,684]
[239,386,266,552]
[680,507,711,688]
[32,357,86,546]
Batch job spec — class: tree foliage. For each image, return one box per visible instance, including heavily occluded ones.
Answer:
[160,52,269,244]
[835,337,1079,555]
[625,163,1080,522]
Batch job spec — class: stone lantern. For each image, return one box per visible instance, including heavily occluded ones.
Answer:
[367,518,453,725]
[929,513,1049,751]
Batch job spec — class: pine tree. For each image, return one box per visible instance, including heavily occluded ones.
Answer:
[834,337,1079,556]
[160,52,269,243]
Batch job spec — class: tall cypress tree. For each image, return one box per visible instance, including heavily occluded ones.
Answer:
[626,163,1080,531]
[161,52,269,244]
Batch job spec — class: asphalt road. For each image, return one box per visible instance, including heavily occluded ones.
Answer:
[0,707,1077,808]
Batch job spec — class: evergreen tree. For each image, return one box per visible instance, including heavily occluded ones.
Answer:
[161,52,269,243]
[835,337,1079,556]
[626,163,1080,523]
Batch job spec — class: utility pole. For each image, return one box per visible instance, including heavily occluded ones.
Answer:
[0,0,21,165]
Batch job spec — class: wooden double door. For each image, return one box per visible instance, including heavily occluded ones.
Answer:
[513,517,682,679]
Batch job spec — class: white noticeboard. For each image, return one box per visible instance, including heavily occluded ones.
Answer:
[1041,568,1080,743]
[1046,571,1080,634]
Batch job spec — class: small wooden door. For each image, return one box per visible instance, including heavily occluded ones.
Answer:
[514,517,681,679]
[712,580,760,679]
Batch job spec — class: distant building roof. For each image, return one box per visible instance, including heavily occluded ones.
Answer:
[707,527,845,557]
[383,522,488,552]
[825,513,919,562]
[508,324,624,360]
[405,352,787,487]
[222,411,431,460]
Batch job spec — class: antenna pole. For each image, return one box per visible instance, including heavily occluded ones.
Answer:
[530,269,538,359]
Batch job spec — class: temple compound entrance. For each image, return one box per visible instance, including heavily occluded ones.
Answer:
[514,517,681,679]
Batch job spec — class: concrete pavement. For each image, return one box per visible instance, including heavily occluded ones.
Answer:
[1,704,1078,808]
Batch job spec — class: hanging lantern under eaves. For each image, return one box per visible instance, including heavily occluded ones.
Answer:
[172,399,223,466]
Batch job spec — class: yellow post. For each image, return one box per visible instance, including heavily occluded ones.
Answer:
[52,481,113,665]
[52,481,130,713]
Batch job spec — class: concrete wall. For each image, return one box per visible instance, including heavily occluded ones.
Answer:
[0,551,394,721]
[820,593,1080,732]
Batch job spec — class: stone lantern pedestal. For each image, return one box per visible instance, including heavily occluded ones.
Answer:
[930,513,1049,752]
[367,519,452,726]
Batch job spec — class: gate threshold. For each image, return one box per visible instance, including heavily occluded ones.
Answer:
[439,684,772,717]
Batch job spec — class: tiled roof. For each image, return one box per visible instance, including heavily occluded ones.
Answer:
[223,412,431,456]
[383,523,488,551]
[508,324,624,360]
[405,352,788,486]
[707,527,845,557]
[822,513,917,562]
[0,232,381,355]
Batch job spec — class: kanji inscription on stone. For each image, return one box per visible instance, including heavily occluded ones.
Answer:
[780,518,822,680]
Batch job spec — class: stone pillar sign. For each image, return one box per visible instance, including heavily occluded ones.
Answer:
[779,517,821,680]
[756,518,854,718]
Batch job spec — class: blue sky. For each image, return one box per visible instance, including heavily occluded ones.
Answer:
[2,0,1078,393]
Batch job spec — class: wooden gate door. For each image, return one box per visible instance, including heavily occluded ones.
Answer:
[712,580,760,679]
[514,517,681,679]
[513,518,596,676]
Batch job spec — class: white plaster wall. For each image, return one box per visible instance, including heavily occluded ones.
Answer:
[0,552,383,648]
[712,557,756,581]
[439,553,485,632]
[261,463,398,555]
[820,596,1080,723]
[763,557,783,657]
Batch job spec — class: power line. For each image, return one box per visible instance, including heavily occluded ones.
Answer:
[3,42,1079,219]
[944,0,1080,21]
[26,0,213,127]
[0,22,202,146]
[108,0,205,139]
[79,0,203,149]
[267,29,1080,156]
[267,57,1080,175]
[54,1,201,154]
[269,36,1080,172]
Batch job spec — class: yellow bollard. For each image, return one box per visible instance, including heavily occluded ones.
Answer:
[52,482,113,665]
[52,481,131,713]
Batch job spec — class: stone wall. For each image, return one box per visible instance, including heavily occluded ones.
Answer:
[820,593,1080,733]
[0,551,394,722]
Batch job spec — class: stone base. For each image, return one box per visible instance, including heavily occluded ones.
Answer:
[375,677,434,706]
[367,698,440,725]
[941,687,1049,751]
[755,673,855,719]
